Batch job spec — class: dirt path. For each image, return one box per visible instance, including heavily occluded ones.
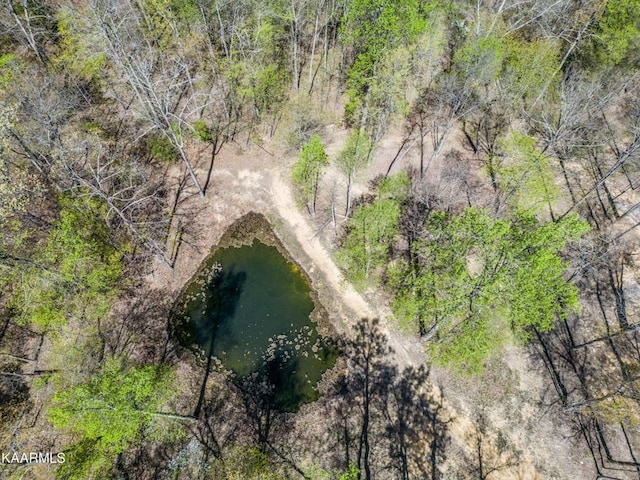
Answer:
[149,133,589,479]
[268,172,426,369]
[269,174,375,320]
[266,167,560,479]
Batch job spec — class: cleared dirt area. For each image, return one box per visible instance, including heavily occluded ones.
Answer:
[145,124,595,479]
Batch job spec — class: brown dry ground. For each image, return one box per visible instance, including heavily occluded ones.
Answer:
[145,123,595,479]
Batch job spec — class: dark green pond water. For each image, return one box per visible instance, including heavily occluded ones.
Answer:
[174,239,336,411]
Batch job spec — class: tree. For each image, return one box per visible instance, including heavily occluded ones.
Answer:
[90,0,206,195]
[583,0,640,68]
[53,6,107,81]
[388,208,487,339]
[10,197,122,332]
[335,131,372,217]
[338,463,359,480]
[49,358,182,479]
[292,134,329,215]
[340,0,429,132]
[0,60,172,265]
[410,70,478,178]
[501,36,561,108]
[337,172,409,284]
[494,130,559,216]
[0,0,57,63]
[388,207,589,374]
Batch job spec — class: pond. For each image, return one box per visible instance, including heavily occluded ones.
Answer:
[173,237,337,412]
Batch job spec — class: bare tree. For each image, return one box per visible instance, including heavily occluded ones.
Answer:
[91,0,206,196]
[0,0,53,63]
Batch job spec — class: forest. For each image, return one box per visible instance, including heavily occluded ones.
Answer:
[1,0,640,478]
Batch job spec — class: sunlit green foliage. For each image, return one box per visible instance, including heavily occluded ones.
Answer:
[590,0,640,66]
[13,197,122,330]
[219,446,288,480]
[0,54,20,87]
[134,0,201,52]
[387,208,589,374]
[453,30,560,107]
[505,213,591,335]
[54,7,106,80]
[148,135,179,162]
[145,0,200,29]
[336,131,372,182]
[49,358,176,479]
[341,0,434,126]
[411,12,448,82]
[338,172,410,285]
[0,0,630,472]
[225,59,289,125]
[292,134,329,214]
[495,130,559,212]
[429,314,506,377]
[341,0,429,49]
[388,209,481,337]
[338,463,360,480]
[503,38,560,104]
[192,119,212,142]
[303,463,360,480]
[250,64,289,120]
[212,4,291,126]
[453,33,505,87]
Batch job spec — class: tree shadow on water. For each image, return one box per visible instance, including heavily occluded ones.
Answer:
[233,346,310,449]
[189,266,247,348]
[184,317,451,480]
[177,265,247,418]
[263,353,304,412]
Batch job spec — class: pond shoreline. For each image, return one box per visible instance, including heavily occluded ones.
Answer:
[169,210,340,413]
[174,211,335,344]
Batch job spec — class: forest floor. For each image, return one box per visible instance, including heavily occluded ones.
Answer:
[145,123,594,479]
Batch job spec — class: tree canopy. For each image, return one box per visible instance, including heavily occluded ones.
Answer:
[49,359,177,478]
[382,206,589,374]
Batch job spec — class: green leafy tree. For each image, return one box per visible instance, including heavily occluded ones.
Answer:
[502,37,560,105]
[388,207,502,348]
[292,134,329,215]
[49,358,179,479]
[502,212,591,338]
[338,173,409,285]
[139,0,200,48]
[251,64,289,123]
[0,194,122,337]
[218,446,288,480]
[341,0,431,129]
[336,131,373,217]
[453,33,505,88]
[452,28,560,112]
[388,208,589,374]
[13,198,122,330]
[587,0,640,67]
[0,54,20,87]
[494,130,559,214]
[338,463,360,480]
[54,7,106,81]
